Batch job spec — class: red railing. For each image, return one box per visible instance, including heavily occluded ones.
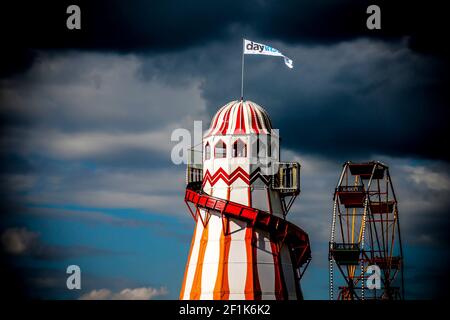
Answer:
[184,187,311,268]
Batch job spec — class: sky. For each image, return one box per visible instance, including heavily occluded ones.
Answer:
[0,0,449,300]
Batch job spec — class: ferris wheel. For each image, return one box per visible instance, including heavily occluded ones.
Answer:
[329,161,404,300]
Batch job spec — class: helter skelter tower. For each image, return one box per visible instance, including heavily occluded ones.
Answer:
[329,161,404,300]
[180,100,311,300]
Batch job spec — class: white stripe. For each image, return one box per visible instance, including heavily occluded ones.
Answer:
[243,102,251,134]
[227,219,248,297]
[200,212,222,299]
[255,106,268,134]
[213,101,234,136]
[227,101,239,135]
[255,230,276,298]
[280,245,297,300]
[207,103,228,136]
[182,211,205,299]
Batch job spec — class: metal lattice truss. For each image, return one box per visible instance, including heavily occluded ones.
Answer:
[329,161,404,300]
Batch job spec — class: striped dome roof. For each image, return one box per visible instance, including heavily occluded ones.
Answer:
[205,100,273,136]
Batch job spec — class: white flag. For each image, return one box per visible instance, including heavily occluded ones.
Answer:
[244,39,293,69]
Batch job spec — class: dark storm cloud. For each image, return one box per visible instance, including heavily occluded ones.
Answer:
[260,45,450,161]
[137,39,449,161]
[1,1,447,162]
[1,0,448,77]
[3,0,447,50]
[1,39,448,164]
[0,1,449,300]
[0,52,207,134]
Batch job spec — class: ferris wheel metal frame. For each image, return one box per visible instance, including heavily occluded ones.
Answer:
[329,161,404,300]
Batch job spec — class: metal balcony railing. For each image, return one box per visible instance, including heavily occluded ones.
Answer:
[185,147,301,197]
[272,162,301,195]
[186,148,203,186]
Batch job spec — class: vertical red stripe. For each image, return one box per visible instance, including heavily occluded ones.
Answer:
[240,103,246,133]
[263,108,273,132]
[213,233,228,299]
[244,186,261,299]
[179,209,200,299]
[244,227,254,299]
[255,105,271,134]
[252,230,262,300]
[271,241,287,300]
[221,228,231,299]
[211,107,224,131]
[245,228,262,300]
[219,104,233,135]
[244,185,253,299]
[234,102,242,134]
[249,102,264,132]
[208,103,229,136]
[248,103,260,134]
[190,212,209,299]
[213,187,231,299]
[215,105,230,135]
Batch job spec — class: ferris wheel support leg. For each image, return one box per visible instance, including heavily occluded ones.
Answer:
[387,169,405,300]
[360,163,377,300]
[329,258,334,300]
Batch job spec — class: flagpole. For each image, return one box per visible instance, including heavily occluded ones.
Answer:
[241,38,245,100]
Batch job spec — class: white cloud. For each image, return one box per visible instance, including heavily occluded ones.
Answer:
[0,51,209,163]
[1,122,200,161]
[404,165,450,191]
[112,287,168,300]
[0,51,206,220]
[1,52,208,132]
[35,130,173,159]
[79,286,168,300]
[79,289,112,300]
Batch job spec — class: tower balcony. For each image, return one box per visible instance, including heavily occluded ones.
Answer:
[186,148,203,191]
[271,162,301,196]
[186,145,300,198]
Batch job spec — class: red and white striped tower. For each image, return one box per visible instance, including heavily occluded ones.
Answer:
[180,100,311,300]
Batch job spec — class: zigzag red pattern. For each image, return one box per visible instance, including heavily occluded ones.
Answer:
[202,167,271,187]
